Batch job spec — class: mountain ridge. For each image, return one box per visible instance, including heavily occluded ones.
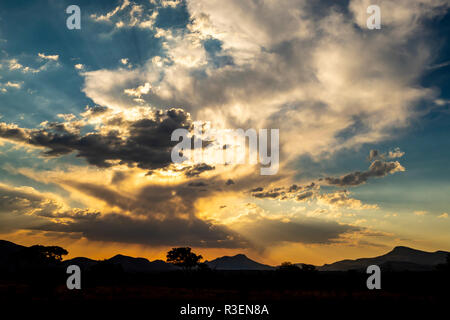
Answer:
[318,246,449,271]
[1,240,448,272]
[205,253,275,270]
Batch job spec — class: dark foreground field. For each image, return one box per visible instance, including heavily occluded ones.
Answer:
[1,241,448,318]
[1,268,448,318]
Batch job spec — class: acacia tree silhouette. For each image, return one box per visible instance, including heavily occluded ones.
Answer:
[166,247,203,271]
[14,245,68,268]
[31,245,68,263]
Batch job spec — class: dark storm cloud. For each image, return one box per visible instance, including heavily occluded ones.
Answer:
[0,180,364,248]
[188,181,208,187]
[0,108,192,171]
[225,179,234,185]
[81,105,108,117]
[110,171,129,185]
[252,191,281,199]
[61,180,136,212]
[295,191,314,201]
[60,174,233,220]
[239,217,359,245]
[0,182,249,248]
[35,213,249,248]
[325,160,405,186]
[0,123,29,141]
[183,163,215,177]
[60,179,202,218]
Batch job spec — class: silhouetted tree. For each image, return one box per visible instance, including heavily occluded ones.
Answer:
[31,245,68,262]
[14,245,68,268]
[166,247,202,271]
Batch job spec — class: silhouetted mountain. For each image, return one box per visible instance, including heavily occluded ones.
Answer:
[1,240,69,271]
[2,240,448,273]
[64,254,178,272]
[0,240,25,256]
[206,254,275,270]
[0,240,25,267]
[105,254,178,272]
[150,259,178,271]
[319,246,449,271]
[63,257,98,270]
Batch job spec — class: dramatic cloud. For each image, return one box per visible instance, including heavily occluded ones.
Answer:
[325,160,405,186]
[90,0,159,29]
[317,190,378,210]
[77,0,448,175]
[0,0,449,260]
[250,182,318,201]
[225,179,234,185]
[249,182,376,210]
[183,163,215,177]
[0,108,192,171]
[36,213,249,248]
[233,214,360,245]
[0,182,248,248]
[0,183,98,233]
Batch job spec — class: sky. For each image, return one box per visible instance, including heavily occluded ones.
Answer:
[0,0,449,266]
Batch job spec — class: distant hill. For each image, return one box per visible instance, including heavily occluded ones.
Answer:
[105,254,177,272]
[206,254,275,270]
[0,240,177,273]
[2,240,448,272]
[0,240,26,266]
[62,257,98,270]
[318,246,449,271]
[65,254,178,272]
[0,240,25,256]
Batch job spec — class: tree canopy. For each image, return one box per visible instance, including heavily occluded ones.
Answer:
[23,245,68,265]
[166,247,203,270]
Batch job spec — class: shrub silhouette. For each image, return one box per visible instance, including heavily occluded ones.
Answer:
[278,262,301,272]
[300,263,317,272]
